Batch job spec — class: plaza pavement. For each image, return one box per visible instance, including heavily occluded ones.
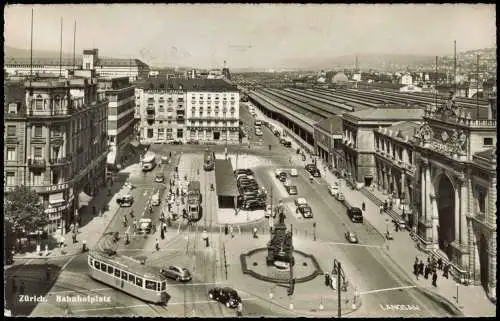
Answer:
[253,107,495,317]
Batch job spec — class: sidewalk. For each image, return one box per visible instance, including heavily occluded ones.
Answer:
[254,106,495,317]
[13,173,133,260]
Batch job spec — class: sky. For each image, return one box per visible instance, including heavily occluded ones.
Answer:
[4,4,496,69]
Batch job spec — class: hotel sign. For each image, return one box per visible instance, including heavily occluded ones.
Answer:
[45,183,69,193]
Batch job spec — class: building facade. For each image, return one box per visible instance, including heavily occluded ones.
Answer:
[97,77,136,168]
[373,121,422,227]
[4,75,108,235]
[341,108,425,188]
[313,116,343,168]
[411,98,496,299]
[135,78,240,144]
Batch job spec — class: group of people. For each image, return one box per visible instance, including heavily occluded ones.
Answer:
[413,256,451,287]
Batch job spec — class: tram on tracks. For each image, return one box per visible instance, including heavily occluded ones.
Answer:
[88,249,170,305]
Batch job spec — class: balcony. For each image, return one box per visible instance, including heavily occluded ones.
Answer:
[147,114,155,120]
[6,136,19,144]
[28,158,47,170]
[31,136,47,144]
[49,156,72,166]
[146,105,155,112]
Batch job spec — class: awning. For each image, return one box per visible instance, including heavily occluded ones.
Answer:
[107,150,116,165]
[78,191,93,209]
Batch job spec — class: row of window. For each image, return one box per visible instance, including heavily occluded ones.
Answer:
[5,171,44,186]
[90,258,166,292]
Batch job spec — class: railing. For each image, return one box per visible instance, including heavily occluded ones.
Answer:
[28,108,71,117]
[28,158,46,168]
[147,114,155,120]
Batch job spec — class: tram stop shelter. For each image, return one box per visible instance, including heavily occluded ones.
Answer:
[214,159,238,209]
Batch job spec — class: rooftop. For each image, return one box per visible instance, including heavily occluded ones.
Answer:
[5,56,149,69]
[214,159,239,197]
[345,108,424,121]
[315,115,343,135]
[381,120,423,139]
[135,78,238,92]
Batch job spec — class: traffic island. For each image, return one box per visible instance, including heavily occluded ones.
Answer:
[240,248,322,283]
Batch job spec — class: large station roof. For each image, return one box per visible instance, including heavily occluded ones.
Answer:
[215,159,238,197]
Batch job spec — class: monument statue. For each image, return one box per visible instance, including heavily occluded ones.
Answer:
[266,223,294,266]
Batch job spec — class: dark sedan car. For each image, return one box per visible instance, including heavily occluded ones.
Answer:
[208,287,241,308]
[234,168,254,176]
[305,164,316,172]
[278,172,287,182]
[283,140,292,148]
[243,199,266,211]
[311,169,321,177]
[296,205,313,218]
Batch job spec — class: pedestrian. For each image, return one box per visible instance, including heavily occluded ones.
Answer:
[133,219,137,230]
[362,202,366,211]
[384,200,388,211]
[427,256,431,265]
[163,223,167,233]
[82,240,87,252]
[419,260,424,276]
[224,224,229,235]
[432,271,438,287]
[395,222,399,232]
[413,261,419,279]
[253,227,258,239]
[72,233,77,244]
[324,272,331,286]
[230,225,234,238]
[443,264,449,279]
[160,228,165,240]
[424,265,430,279]
[155,238,160,251]
[437,258,443,270]
[202,230,209,247]
[379,205,384,215]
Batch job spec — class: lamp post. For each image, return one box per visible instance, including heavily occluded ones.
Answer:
[456,282,459,304]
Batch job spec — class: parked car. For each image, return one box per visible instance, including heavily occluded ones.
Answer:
[278,172,287,182]
[290,168,298,177]
[117,194,134,207]
[345,231,359,244]
[208,287,242,309]
[296,205,313,218]
[234,168,253,176]
[279,138,287,145]
[243,199,266,211]
[336,193,345,201]
[137,218,152,234]
[151,192,161,206]
[294,197,307,207]
[154,173,165,183]
[311,169,321,177]
[305,164,316,172]
[160,266,192,282]
[286,185,297,195]
[283,140,292,148]
[328,184,339,196]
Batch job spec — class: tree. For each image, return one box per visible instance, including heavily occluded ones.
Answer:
[4,185,48,234]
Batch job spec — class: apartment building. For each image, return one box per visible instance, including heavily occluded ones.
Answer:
[4,73,108,234]
[98,76,136,169]
[135,78,239,144]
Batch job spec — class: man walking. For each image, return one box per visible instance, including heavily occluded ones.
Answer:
[424,264,430,279]
[442,264,450,279]
[437,257,443,270]
[413,258,419,279]
[432,271,438,287]
[419,260,424,276]
[229,225,234,239]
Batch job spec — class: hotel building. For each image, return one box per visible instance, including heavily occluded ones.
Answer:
[135,78,239,144]
[4,71,108,234]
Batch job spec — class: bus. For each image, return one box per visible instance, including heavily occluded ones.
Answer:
[203,149,215,171]
[142,151,156,171]
[88,249,170,304]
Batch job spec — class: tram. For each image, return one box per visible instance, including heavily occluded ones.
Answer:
[88,249,170,304]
